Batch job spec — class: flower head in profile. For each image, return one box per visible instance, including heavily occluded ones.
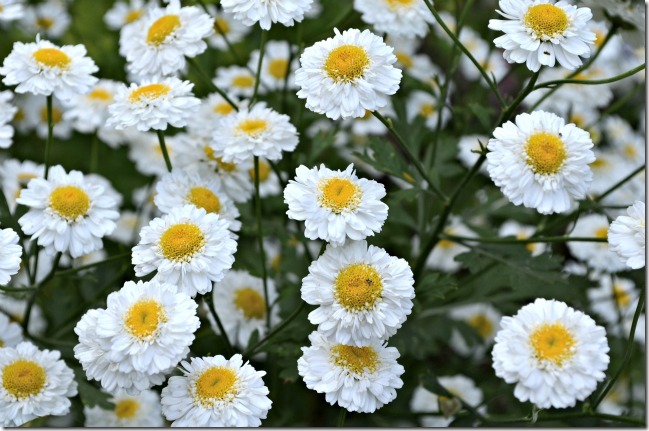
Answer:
[568,214,627,273]
[221,0,314,30]
[84,389,164,427]
[0,226,22,286]
[608,201,645,269]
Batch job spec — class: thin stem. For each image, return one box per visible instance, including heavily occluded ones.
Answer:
[245,301,305,356]
[337,409,347,427]
[187,57,240,111]
[204,296,235,356]
[533,64,645,91]
[89,134,100,173]
[253,156,271,331]
[441,234,607,244]
[54,252,131,277]
[44,94,54,179]
[156,130,173,172]
[23,252,61,336]
[250,30,267,106]
[499,71,540,126]
[595,165,645,202]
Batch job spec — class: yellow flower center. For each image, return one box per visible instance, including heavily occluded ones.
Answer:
[589,158,608,170]
[613,284,631,308]
[159,223,205,262]
[128,83,171,103]
[33,48,71,69]
[232,75,254,88]
[438,228,457,250]
[49,186,90,221]
[36,17,54,29]
[2,360,46,399]
[213,102,234,116]
[237,118,267,137]
[467,313,493,339]
[594,30,607,48]
[624,144,637,158]
[331,344,379,374]
[194,367,238,406]
[125,9,144,24]
[318,178,362,214]
[420,104,435,117]
[334,263,383,312]
[114,398,140,420]
[187,186,221,214]
[268,58,289,79]
[124,299,166,340]
[324,45,370,83]
[39,106,63,124]
[529,323,575,367]
[385,0,415,8]
[570,114,585,129]
[147,14,181,46]
[203,147,237,172]
[525,132,566,175]
[395,52,413,68]
[594,226,608,239]
[214,17,230,34]
[14,109,24,122]
[248,161,271,183]
[515,232,537,253]
[523,4,569,39]
[88,88,113,102]
[233,287,266,319]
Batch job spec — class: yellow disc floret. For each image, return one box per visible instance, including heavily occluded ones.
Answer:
[529,322,576,367]
[213,102,234,115]
[248,161,271,183]
[594,226,608,239]
[331,344,379,374]
[40,107,63,124]
[334,263,383,312]
[194,367,238,407]
[232,75,254,88]
[187,187,221,214]
[385,0,415,7]
[129,83,171,103]
[324,45,370,83]
[49,186,90,221]
[88,88,113,102]
[525,132,567,175]
[395,52,413,68]
[214,17,230,34]
[33,48,71,69]
[523,4,569,39]
[124,299,166,340]
[159,223,205,262]
[114,398,140,420]
[419,104,435,117]
[237,118,267,137]
[125,9,144,24]
[268,59,289,79]
[36,17,54,30]
[613,284,631,308]
[2,360,47,399]
[147,14,181,46]
[318,177,362,214]
[234,287,266,319]
[468,314,494,339]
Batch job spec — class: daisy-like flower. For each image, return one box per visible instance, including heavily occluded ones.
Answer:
[448,303,502,359]
[410,376,484,427]
[108,77,200,131]
[211,102,298,163]
[104,0,153,31]
[132,204,237,297]
[499,220,547,256]
[0,226,22,286]
[488,0,596,72]
[207,9,251,51]
[353,0,434,39]
[207,270,279,350]
[213,66,259,99]
[122,0,213,78]
[161,354,272,427]
[457,134,489,174]
[588,276,637,326]
[187,93,241,140]
[221,0,313,30]
[248,40,296,91]
[155,170,241,232]
[0,91,17,149]
[0,341,77,427]
[296,28,402,120]
[0,294,46,335]
[0,0,24,22]
[492,298,609,409]
[421,217,475,273]
[487,110,595,215]
[284,164,388,246]
[0,313,23,348]
[388,36,442,86]
[62,79,121,137]
[567,214,627,273]
[248,158,282,198]
[22,93,72,139]
[16,165,119,258]
[608,201,645,270]
[0,36,98,102]
[302,240,414,346]
[21,0,70,38]
[406,90,451,130]
[84,389,164,427]
[128,132,180,177]
[298,331,405,413]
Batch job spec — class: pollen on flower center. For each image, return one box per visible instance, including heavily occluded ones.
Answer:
[88,88,113,102]
[128,83,171,103]
[318,177,362,214]
[268,59,289,79]
[124,299,166,340]
[49,186,90,221]
[529,323,575,367]
[2,360,47,399]
[468,314,493,338]
[234,287,266,319]
[248,161,271,183]
[523,4,569,39]
[214,17,230,34]
[525,132,567,175]
[334,263,383,312]
[194,367,238,406]
[324,45,370,83]
[159,223,205,262]
[213,102,234,115]
[331,344,379,374]
[232,75,254,88]
[237,118,268,137]
[187,186,221,214]
[33,48,71,69]
[114,398,140,420]
[147,14,181,46]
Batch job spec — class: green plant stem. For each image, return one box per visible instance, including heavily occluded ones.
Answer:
[0,285,38,293]
[245,301,306,356]
[253,156,271,332]
[441,234,608,244]
[23,252,61,336]
[250,30,267,106]
[532,64,645,92]
[372,111,447,202]
[498,71,540,126]
[155,130,173,172]
[187,57,240,111]
[595,165,645,202]
[337,409,347,427]
[204,296,235,356]
[54,252,131,277]
[89,134,99,173]
[44,94,54,179]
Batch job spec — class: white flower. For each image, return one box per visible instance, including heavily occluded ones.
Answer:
[488,0,596,72]
[487,110,595,215]
[127,132,180,177]
[0,36,98,102]
[155,170,241,232]
[492,298,609,409]
[213,66,258,99]
[588,276,637,326]
[206,270,279,350]
[84,389,164,427]
[0,341,77,427]
[187,92,241,140]
[296,28,402,120]
[302,240,414,346]
[17,165,119,258]
[21,0,70,38]
[132,204,237,297]
[297,331,404,413]
[248,40,296,91]
[284,164,388,247]
[0,294,46,335]
[499,220,547,256]
[207,9,251,51]
[211,102,298,163]
[458,28,509,85]
[0,90,16,149]
[22,93,72,139]
[221,0,313,30]
[62,79,121,136]
[161,354,272,427]
[457,134,489,174]
[406,90,451,130]
[410,376,484,427]
[122,0,213,78]
[104,0,153,31]
[0,313,23,348]
[0,0,24,22]
[0,227,22,286]
[421,217,475,273]
[353,0,434,39]
[108,77,200,132]
[608,201,645,270]
[388,36,442,85]
[245,157,282,198]
[567,214,627,273]
[448,303,502,359]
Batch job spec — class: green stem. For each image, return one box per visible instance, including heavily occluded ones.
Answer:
[204,296,235,356]
[244,301,306,356]
[253,156,271,331]
[187,57,240,111]
[44,94,54,179]
[156,130,173,172]
[250,30,267,106]
[23,252,61,336]
[441,234,608,244]
[499,71,540,126]
[337,409,347,427]
[533,64,645,91]
[0,285,38,293]
[595,165,645,203]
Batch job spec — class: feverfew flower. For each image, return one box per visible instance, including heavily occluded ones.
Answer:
[421,217,475,273]
[108,77,200,131]
[0,294,46,335]
[0,37,98,102]
[487,110,595,215]
[0,91,17,149]
[84,389,164,427]
[187,92,240,140]
[608,201,645,269]
[588,276,637,326]
[132,204,237,297]
[213,66,258,99]
[0,226,21,285]
[21,0,70,38]
[296,28,402,120]
[284,164,388,246]
[406,90,451,130]
[62,79,121,139]
[104,0,153,31]
[488,0,596,72]
[221,0,313,30]
[208,9,251,51]
[22,93,71,139]
[0,342,77,427]
[492,298,609,409]
[127,132,180,177]
[161,354,272,427]
[302,240,414,346]
[410,376,484,427]
[567,214,627,273]
[109,210,148,246]
[249,158,282,198]
[0,0,24,22]
[298,331,404,413]
[0,313,23,348]
[499,220,547,256]
[353,0,434,39]
[449,303,502,359]
[248,40,296,91]
[17,165,119,258]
